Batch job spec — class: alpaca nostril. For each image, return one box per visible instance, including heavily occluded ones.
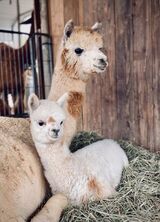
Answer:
[52,129,60,135]
[99,58,106,65]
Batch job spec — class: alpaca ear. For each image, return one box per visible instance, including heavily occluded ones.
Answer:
[91,22,102,31]
[57,92,69,108]
[63,19,74,44]
[28,93,40,113]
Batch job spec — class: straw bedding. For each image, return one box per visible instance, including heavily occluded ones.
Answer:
[60,132,160,222]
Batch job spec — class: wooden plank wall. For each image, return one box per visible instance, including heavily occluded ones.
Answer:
[48,0,160,152]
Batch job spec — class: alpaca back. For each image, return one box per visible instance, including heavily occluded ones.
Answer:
[0,128,46,221]
[74,139,128,188]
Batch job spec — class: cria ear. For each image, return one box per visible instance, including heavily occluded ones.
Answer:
[63,19,74,44]
[28,93,40,113]
[57,92,69,108]
[91,22,102,31]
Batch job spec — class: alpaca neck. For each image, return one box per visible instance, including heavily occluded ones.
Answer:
[48,51,86,100]
[35,138,70,170]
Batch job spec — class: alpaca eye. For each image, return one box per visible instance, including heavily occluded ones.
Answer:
[60,121,63,125]
[75,48,84,55]
[38,120,45,126]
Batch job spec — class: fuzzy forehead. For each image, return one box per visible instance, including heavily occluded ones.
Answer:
[66,27,103,49]
[31,100,65,121]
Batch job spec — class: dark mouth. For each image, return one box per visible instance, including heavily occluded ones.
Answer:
[94,65,106,71]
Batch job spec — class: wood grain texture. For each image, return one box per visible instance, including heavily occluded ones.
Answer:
[48,0,64,63]
[48,0,160,152]
[115,0,133,140]
[151,0,160,152]
[97,0,117,138]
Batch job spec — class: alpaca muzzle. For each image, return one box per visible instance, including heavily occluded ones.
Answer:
[99,58,108,69]
[51,129,60,137]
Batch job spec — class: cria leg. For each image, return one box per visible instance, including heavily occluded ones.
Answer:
[31,194,68,222]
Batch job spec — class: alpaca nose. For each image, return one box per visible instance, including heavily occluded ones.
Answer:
[51,129,60,136]
[99,58,107,66]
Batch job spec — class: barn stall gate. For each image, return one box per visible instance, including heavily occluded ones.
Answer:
[0,30,53,116]
[48,0,160,153]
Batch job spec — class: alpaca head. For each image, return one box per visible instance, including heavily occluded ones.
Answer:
[28,93,68,144]
[61,20,108,81]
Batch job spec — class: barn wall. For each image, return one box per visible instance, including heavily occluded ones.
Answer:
[48,0,160,152]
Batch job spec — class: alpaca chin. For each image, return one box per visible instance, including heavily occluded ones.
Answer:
[48,134,61,141]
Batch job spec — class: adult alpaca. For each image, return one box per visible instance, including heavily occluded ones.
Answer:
[48,20,108,145]
[28,93,128,205]
[0,20,107,221]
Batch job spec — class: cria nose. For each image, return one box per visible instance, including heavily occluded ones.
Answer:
[51,129,60,135]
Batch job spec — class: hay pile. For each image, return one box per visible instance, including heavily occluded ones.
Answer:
[60,132,160,222]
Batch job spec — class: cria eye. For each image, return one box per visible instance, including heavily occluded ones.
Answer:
[38,120,45,126]
[60,121,63,125]
[75,48,84,55]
